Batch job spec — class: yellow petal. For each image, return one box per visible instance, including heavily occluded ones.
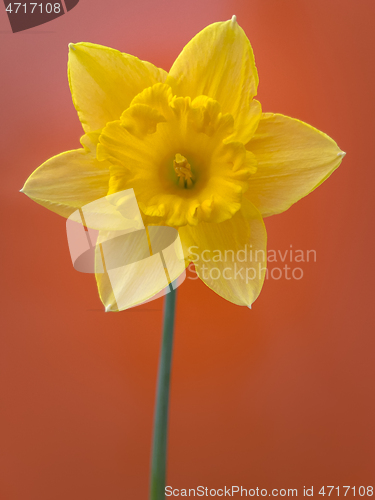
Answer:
[68,42,168,133]
[168,18,261,144]
[178,198,267,306]
[21,133,110,218]
[95,226,187,311]
[245,113,345,217]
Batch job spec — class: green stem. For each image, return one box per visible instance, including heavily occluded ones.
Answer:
[150,286,177,500]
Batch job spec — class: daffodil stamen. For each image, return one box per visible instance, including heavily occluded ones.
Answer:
[173,153,195,189]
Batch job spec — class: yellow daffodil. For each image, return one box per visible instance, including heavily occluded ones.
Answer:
[22,16,345,309]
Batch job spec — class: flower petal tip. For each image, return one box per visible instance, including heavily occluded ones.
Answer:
[69,43,76,51]
[247,304,252,310]
[19,188,24,193]
[105,305,112,312]
[231,15,237,24]
[338,151,346,157]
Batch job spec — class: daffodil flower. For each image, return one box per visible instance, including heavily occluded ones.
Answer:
[22,16,345,309]
[21,17,346,499]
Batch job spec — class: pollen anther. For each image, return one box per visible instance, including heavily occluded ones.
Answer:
[173,154,195,188]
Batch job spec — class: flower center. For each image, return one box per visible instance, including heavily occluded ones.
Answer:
[173,154,195,189]
[98,84,257,227]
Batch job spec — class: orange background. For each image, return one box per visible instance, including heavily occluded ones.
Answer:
[1,1,374,498]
